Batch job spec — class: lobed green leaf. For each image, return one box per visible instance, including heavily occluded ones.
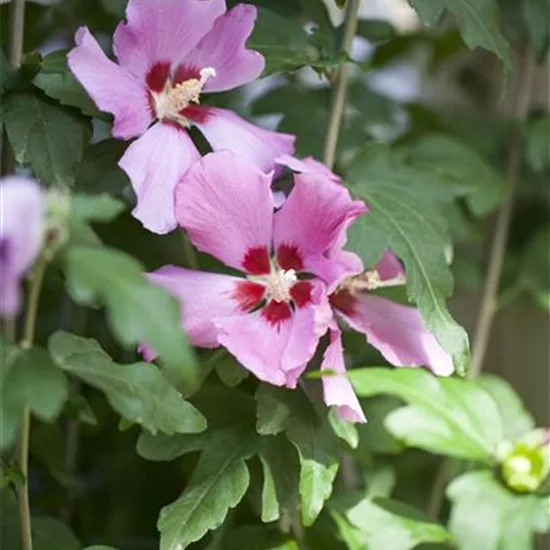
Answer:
[350,368,504,461]
[64,245,197,387]
[48,332,205,435]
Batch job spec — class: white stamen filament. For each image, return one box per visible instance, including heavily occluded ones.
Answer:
[265,268,297,302]
[340,269,407,294]
[152,66,216,124]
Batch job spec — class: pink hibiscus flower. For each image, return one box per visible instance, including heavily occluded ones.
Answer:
[0,177,45,317]
[68,0,294,234]
[144,152,453,423]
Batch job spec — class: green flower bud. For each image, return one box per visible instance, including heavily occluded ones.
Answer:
[498,429,550,493]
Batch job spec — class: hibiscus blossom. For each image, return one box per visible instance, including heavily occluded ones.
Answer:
[144,152,453,423]
[68,0,294,234]
[0,177,45,317]
[143,150,364,397]
[322,251,454,422]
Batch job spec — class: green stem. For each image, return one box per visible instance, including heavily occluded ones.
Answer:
[2,0,26,175]
[180,231,198,269]
[321,0,362,494]
[17,257,47,550]
[322,0,360,170]
[470,49,536,378]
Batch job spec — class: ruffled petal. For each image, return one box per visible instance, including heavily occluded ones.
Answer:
[0,177,45,317]
[273,171,366,288]
[184,4,264,93]
[175,150,274,272]
[113,0,226,81]
[68,27,152,139]
[337,294,454,376]
[194,107,295,173]
[147,266,248,348]
[375,250,405,280]
[119,122,200,234]
[215,281,332,387]
[276,154,341,183]
[321,326,366,423]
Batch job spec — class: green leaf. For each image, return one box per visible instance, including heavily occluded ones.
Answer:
[33,50,103,118]
[331,494,454,550]
[355,397,404,459]
[526,117,550,174]
[521,224,550,310]
[158,428,256,550]
[137,430,208,461]
[255,385,292,436]
[408,0,510,68]
[137,385,256,461]
[346,146,470,375]
[70,193,125,223]
[211,350,249,387]
[500,0,550,61]
[68,192,124,247]
[328,408,359,449]
[447,471,548,550]
[356,19,397,43]
[0,52,41,93]
[74,138,129,195]
[399,134,505,215]
[248,8,321,75]
[48,332,205,435]
[2,91,90,187]
[258,435,301,522]
[64,245,197,387]
[350,368,504,461]
[255,386,339,525]
[83,547,120,550]
[285,393,340,526]
[521,0,550,60]
[1,346,68,449]
[220,525,299,550]
[478,374,535,440]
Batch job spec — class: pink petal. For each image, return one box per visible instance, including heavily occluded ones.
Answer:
[194,107,295,173]
[184,4,264,93]
[321,326,366,423]
[0,177,45,317]
[375,250,404,280]
[276,154,341,183]
[147,265,248,348]
[67,27,152,140]
[337,294,454,376]
[175,150,274,272]
[273,171,366,288]
[119,122,200,234]
[215,281,332,387]
[113,0,225,82]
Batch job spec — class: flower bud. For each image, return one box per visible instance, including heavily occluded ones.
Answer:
[498,429,550,493]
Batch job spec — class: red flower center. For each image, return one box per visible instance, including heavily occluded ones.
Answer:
[146,62,215,126]
[233,244,315,327]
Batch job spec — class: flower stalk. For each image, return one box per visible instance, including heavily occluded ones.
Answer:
[1,0,26,175]
[18,255,48,550]
[323,0,360,170]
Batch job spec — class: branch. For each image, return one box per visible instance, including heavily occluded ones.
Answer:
[470,48,536,377]
[426,45,537,519]
[2,0,27,175]
[322,0,360,169]
[18,256,48,550]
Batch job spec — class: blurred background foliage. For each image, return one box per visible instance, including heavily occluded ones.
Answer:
[0,0,549,549]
